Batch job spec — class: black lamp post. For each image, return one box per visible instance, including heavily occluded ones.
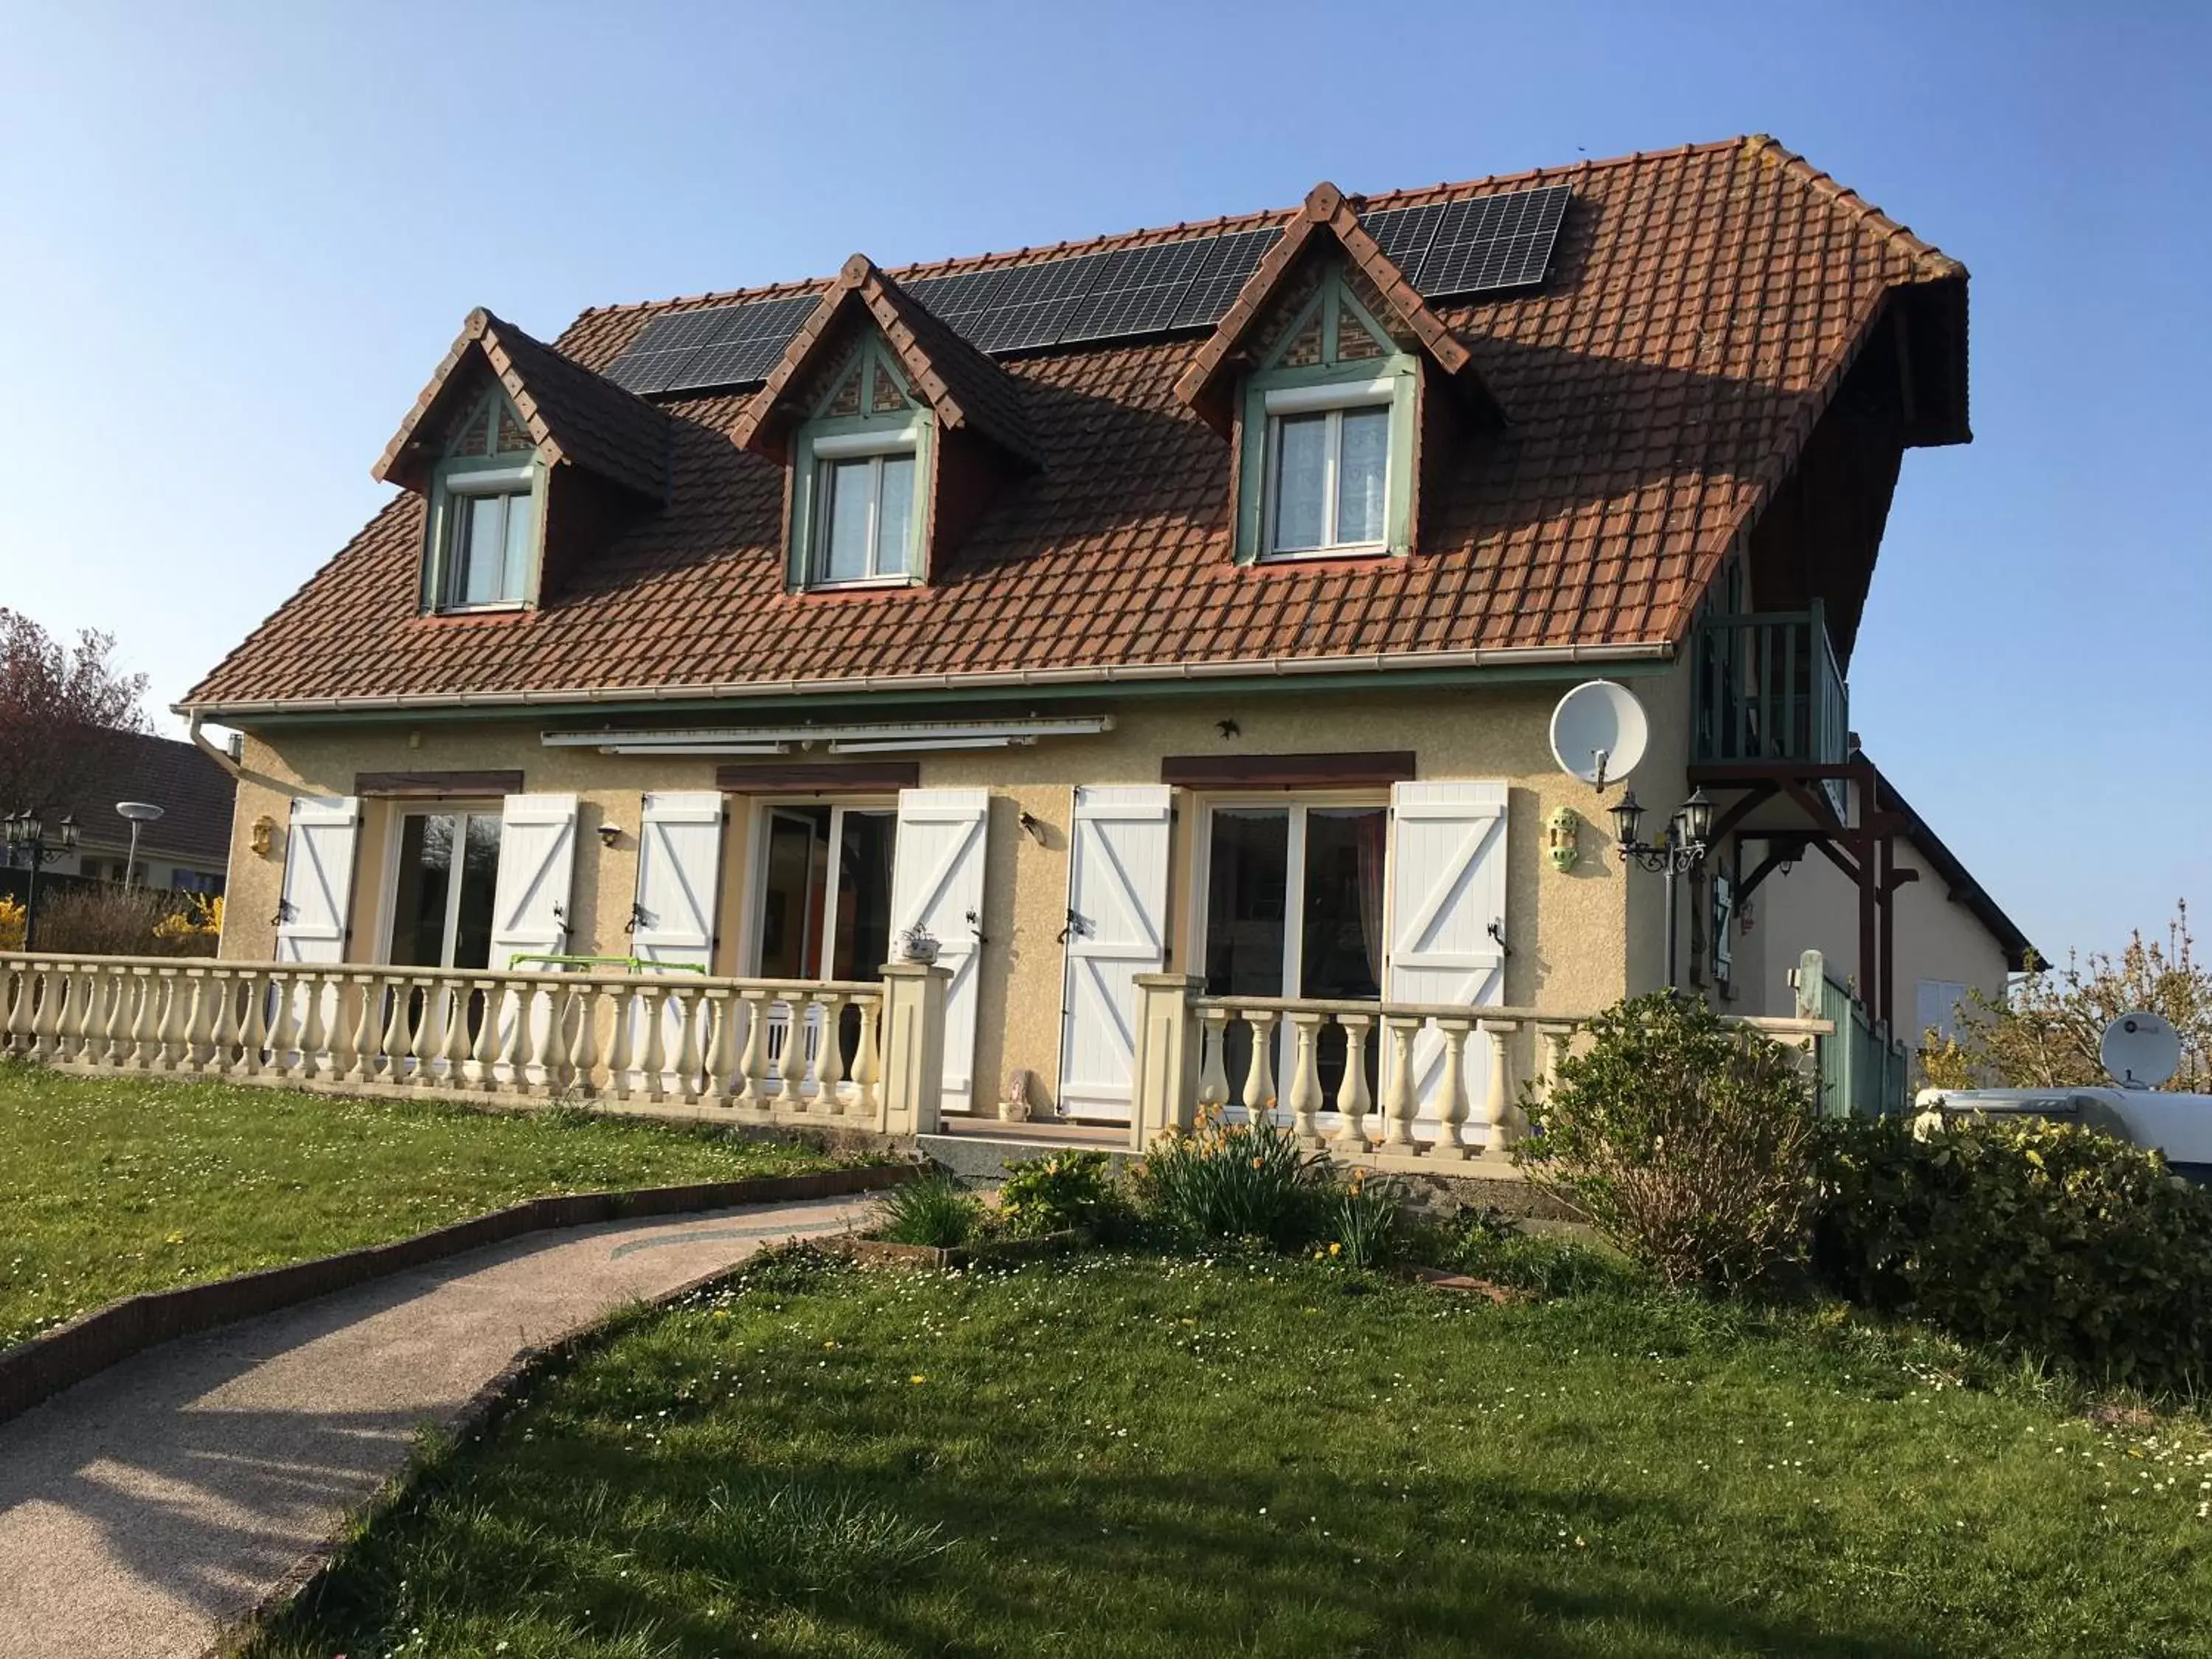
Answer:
[4,810,80,953]
[1610,787,1714,990]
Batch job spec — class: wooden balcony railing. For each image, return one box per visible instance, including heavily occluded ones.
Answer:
[1692,601,1851,814]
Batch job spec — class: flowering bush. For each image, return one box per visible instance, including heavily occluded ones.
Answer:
[1322,1168,1402,1270]
[152,893,222,946]
[1133,1105,1328,1248]
[0,894,22,952]
[998,1150,1129,1238]
[1817,1113,2212,1393]
[1517,992,1818,1293]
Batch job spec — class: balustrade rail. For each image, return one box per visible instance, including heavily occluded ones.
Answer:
[0,953,947,1135]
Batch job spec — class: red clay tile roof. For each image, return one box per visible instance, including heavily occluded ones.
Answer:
[732,255,1042,468]
[186,136,1966,715]
[1175,181,1498,431]
[374,308,672,502]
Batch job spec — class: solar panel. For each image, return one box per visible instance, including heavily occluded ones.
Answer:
[1169,228,1283,330]
[605,292,822,394]
[602,184,1571,395]
[1404,184,1571,297]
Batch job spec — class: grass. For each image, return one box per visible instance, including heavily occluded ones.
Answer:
[250,1249,2212,1659]
[0,1060,841,1348]
[871,1171,987,1247]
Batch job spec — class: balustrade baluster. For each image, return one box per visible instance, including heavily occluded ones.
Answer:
[1478,1018,1518,1151]
[156,970,192,1071]
[1380,1014,1422,1149]
[1433,1017,1474,1159]
[700,989,732,1106]
[1536,1022,1575,1108]
[849,996,880,1121]
[604,984,639,1101]
[813,993,846,1116]
[55,964,88,1064]
[773,997,807,1108]
[102,964,133,1068]
[1334,1013,1374,1150]
[667,984,701,1104]
[734,990,769,1109]
[439,978,470,1088]
[505,984,538,1096]
[378,975,412,1082]
[32,965,66,1065]
[1240,1009,1279,1126]
[205,968,242,1075]
[566,983,597,1095]
[239,967,269,1076]
[1195,1006,1231,1119]
[344,975,378,1084]
[641,983,671,1104]
[1286,1012,1325,1144]
[470,981,501,1090]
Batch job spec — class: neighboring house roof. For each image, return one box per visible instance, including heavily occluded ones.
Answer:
[374,307,672,502]
[1864,756,2034,972]
[47,729,236,869]
[184,135,1966,717]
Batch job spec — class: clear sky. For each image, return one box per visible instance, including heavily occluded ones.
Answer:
[1,1,2204,962]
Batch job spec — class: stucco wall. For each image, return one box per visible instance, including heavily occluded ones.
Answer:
[220,670,1697,1110]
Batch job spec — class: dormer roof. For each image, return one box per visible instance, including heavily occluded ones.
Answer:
[1173,181,1504,431]
[731,256,1042,469]
[375,308,672,501]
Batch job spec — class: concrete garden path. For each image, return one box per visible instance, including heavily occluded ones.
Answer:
[0,1192,877,1659]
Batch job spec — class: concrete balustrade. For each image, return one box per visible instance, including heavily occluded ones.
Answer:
[0,953,947,1137]
[1130,973,1831,1172]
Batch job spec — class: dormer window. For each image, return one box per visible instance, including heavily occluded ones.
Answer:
[424,390,544,613]
[1234,265,1417,563]
[787,338,931,591]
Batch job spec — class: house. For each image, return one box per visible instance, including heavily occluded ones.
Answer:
[7,728,234,894]
[176,135,2019,1135]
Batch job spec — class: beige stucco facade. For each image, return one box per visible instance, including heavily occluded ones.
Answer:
[217,666,1701,1116]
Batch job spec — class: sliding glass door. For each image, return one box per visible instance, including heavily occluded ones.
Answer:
[387,809,501,970]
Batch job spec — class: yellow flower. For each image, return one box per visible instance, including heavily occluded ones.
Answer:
[1251,1156,1264,1169]
[823,1340,838,1349]
[1329,1242,1342,1256]
[910,1374,927,1385]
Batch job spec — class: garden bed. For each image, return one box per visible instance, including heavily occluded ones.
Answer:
[826,1228,1083,1270]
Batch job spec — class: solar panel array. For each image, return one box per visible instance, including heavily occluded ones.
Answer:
[608,183,1571,397]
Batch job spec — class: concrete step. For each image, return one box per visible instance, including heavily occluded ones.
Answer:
[917,1127,1138,1184]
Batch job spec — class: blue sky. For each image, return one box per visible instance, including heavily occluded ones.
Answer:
[1,1,2204,960]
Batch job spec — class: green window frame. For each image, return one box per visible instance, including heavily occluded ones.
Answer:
[787,338,933,591]
[1234,268,1419,563]
[422,392,546,613]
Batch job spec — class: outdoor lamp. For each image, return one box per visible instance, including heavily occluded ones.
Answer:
[18,810,41,847]
[58,815,77,852]
[1607,791,1644,849]
[1680,787,1714,847]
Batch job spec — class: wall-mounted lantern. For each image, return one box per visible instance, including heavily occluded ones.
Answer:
[1545,805,1582,872]
[249,814,276,857]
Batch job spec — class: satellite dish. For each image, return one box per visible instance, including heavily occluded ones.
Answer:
[2101,1011,2181,1090]
[1548,681,1648,789]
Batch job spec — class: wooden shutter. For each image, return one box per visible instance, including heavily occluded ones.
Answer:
[889,787,989,1114]
[274,796,360,964]
[632,792,724,970]
[1057,785,1174,1121]
[1385,780,1509,1136]
[487,794,580,970]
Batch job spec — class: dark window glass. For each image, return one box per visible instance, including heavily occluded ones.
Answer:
[757,808,829,978]
[389,814,455,967]
[452,814,502,970]
[831,810,897,981]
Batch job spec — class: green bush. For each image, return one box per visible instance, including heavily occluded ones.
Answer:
[1816,1113,2212,1394]
[874,1172,987,1248]
[1408,1207,1644,1297]
[998,1150,1129,1238]
[1516,992,1818,1293]
[1134,1107,1328,1248]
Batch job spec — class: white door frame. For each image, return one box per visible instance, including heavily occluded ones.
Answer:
[734,795,900,978]
[371,799,501,967]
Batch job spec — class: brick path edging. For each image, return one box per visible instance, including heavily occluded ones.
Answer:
[0,1163,911,1427]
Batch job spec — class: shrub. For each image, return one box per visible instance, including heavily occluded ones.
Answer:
[151,892,222,947]
[1133,1106,1327,1248]
[33,885,201,956]
[1410,1208,1645,1298]
[0,895,22,952]
[874,1172,987,1248]
[998,1150,1129,1238]
[1816,1113,2212,1394]
[1516,992,1818,1293]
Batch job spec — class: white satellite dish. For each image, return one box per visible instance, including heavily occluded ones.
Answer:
[1548,681,1649,790]
[2101,1011,2181,1090]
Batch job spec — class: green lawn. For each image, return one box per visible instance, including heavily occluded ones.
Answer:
[251,1249,2212,1659]
[0,1061,839,1349]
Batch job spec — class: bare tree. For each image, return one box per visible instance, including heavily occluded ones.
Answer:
[0,608,150,818]
[1922,902,2210,1093]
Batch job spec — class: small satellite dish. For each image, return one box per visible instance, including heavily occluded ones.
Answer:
[114,801,164,824]
[1548,681,1648,790]
[2101,1011,2181,1090]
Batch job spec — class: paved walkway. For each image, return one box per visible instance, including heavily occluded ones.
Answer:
[0,1194,876,1659]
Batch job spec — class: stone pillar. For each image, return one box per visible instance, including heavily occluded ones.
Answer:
[877,962,950,1138]
[1130,973,1203,1150]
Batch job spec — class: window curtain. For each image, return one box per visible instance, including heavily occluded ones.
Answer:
[1354,810,1387,989]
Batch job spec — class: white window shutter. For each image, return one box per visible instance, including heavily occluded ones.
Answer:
[1057,785,1174,1121]
[889,787,990,1114]
[1916,979,1971,1044]
[488,793,580,970]
[632,793,724,970]
[274,796,361,964]
[1385,780,1509,1135]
